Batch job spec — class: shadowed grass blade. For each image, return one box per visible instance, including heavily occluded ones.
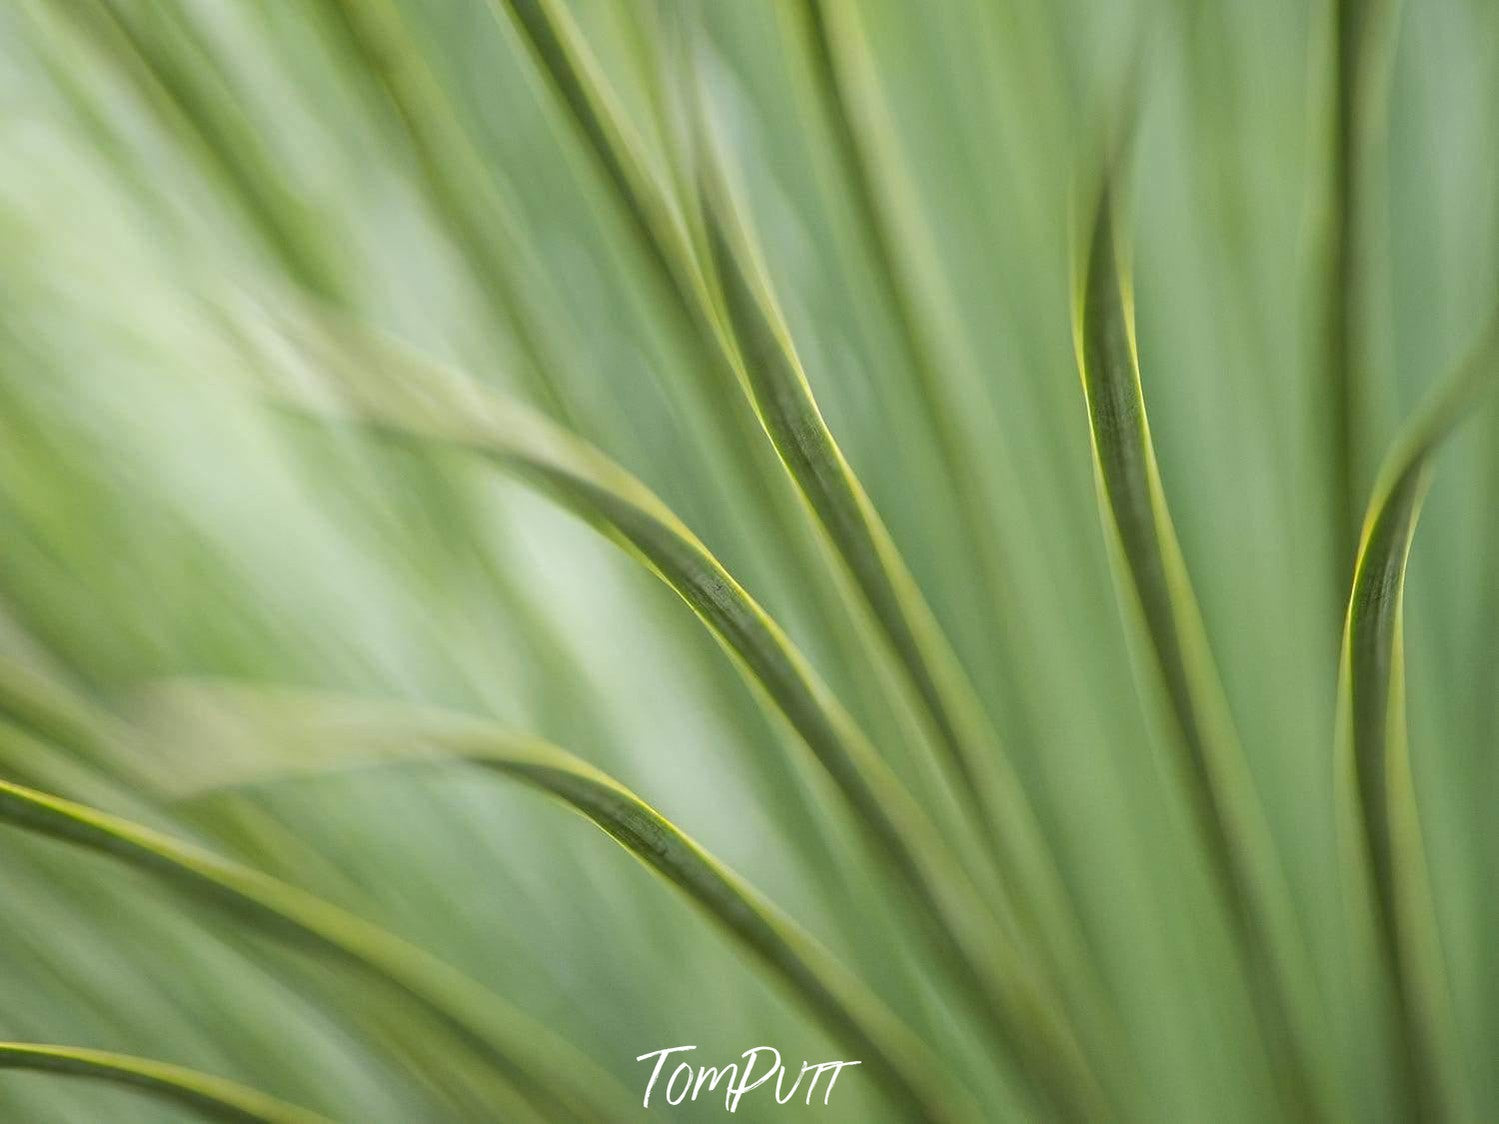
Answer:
[144,685,975,1124]
[1073,187,1328,1118]
[277,321,1107,1120]
[0,773,623,1121]
[0,1043,332,1124]
[1336,305,1499,1122]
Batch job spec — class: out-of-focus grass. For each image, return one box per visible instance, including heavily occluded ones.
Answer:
[0,0,1496,1120]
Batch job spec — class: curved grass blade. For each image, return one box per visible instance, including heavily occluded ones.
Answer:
[684,119,1131,1086]
[1073,187,1329,1118]
[778,23,1115,1043]
[276,320,1108,1120]
[492,0,1042,904]
[0,1042,331,1124]
[791,0,1016,640]
[484,0,907,697]
[1336,305,1499,1121]
[0,773,624,1121]
[690,96,1012,839]
[488,0,704,321]
[145,685,975,1124]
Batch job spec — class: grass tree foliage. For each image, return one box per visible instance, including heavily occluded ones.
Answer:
[0,0,1497,1120]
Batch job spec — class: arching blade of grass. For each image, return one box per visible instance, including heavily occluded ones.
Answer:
[142,684,973,1124]
[684,113,1128,1087]
[492,0,1043,898]
[690,106,1013,842]
[790,0,1019,661]
[1073,186,1329,1118]
[1336,305,1499,1122]
[487,0,705,322]
[0,1043,332,1124]
[0,774,623,1121]
[275,319,1108,1120]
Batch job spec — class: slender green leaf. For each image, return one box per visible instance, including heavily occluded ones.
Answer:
[0,772,623,1121]
[792,0,1016,645]
[145,684,975,1124]
[488,0,704,321]
[0,1042,331,1124]
[686,123,1127,1091]
[1074,186,1329,1117]
[1336,304,1499,1121]
[1322,0,1402,601]
[495,0,1043,903]
[692,98,1009,833]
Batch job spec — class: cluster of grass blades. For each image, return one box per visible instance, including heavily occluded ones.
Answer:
[1,0,1497,1120]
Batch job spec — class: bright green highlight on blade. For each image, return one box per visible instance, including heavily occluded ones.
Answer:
[1336,304,1499,1122]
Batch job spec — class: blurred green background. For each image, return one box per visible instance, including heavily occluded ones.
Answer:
[0,0,1495,1120]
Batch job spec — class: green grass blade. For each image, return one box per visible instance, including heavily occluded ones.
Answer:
[487,0,855,621]
[0,1042,332,1124]
[278,321,1107,1120]
[1073,187,1329,1117]
[692,116,1009,833]
[0,773,624,1121]
[692,147,1139,1106]
[791,0,1016,639]
[145,685,975,1124]
[495,0,1035,892]
[488,0,702,316]
[1336,305,1499,1121]
[778,17,1128,1079]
